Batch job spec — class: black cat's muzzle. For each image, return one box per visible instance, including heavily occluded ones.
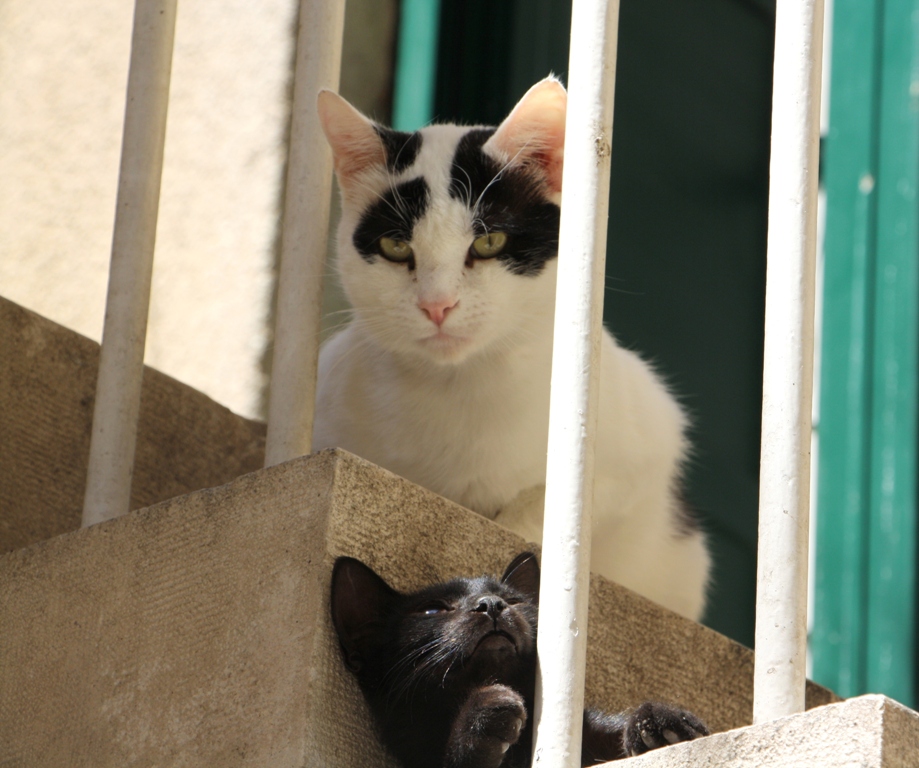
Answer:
[472,629,518,656]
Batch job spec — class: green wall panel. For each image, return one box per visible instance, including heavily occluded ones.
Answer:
[392,0,442,131]
[813,0,882,700]
[815,0,918,706]
[864,0,918,704]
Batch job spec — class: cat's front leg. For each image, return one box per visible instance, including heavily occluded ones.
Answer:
[444,684,527,768]
[580,702,708,764]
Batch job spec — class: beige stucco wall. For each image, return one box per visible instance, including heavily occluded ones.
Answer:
[0,0,395,420]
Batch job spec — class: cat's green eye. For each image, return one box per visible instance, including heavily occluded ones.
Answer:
[471,231,508,259]
[379,237,414,263]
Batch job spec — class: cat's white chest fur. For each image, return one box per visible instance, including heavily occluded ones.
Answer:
[311,78,710,621]
[315,322,552,518]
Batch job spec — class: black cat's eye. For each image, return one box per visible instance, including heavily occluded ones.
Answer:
[418,601,450,616]
[470,231,508,259]
[379,236,414,263]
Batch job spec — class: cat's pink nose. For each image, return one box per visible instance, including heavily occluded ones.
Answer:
[418,298,458,327]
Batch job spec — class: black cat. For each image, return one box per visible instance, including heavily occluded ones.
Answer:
[330,552,708,768]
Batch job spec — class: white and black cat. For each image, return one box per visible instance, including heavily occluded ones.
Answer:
[330,552,709,768]
[314,78,710,620]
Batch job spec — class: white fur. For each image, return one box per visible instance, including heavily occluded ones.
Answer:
[313,98,710,621]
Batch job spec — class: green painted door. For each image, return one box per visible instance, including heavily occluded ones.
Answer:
[814,0,919,707]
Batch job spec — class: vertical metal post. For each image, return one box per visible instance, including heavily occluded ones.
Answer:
[533,0,620,765]
[753,0,825,723]
[264,0,346,467]
[82,0,178,527]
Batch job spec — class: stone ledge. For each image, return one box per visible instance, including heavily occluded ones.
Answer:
[0,295,266,554]
[621,694,919,767]
[0,449,836,767]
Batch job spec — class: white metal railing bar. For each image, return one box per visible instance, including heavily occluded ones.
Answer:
[81,0,178,528]
[753,0,825,724]
[533,0,620,765]
[264,0,346,468]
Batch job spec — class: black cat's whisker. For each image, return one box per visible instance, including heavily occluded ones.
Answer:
[382,646,438,691]
[439,654,460,689]
[502,557,533,584]
[381,645,440,694]
[383,639,458,704]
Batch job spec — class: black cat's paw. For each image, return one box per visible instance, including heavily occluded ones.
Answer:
[467,684,527,751]
[623,701,709,756]
[446,684,527,768]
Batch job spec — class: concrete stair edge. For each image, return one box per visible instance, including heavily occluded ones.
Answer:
[621,694,919,768]
[0,294,266,555]
[0,449,842,767]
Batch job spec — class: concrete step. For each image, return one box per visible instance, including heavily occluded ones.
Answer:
[0,295,266,555]
[0,449,838,767]
[624,694,919,767]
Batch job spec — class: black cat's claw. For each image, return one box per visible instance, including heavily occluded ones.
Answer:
[625,702,709,756]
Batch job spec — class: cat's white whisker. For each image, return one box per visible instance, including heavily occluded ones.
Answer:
[347,174,410,223]
[454,164,474,207]
[470,141,531,219]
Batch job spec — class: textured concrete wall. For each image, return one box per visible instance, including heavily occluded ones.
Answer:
[625,695,919,767]
[0,450,837,767]
[0,0,396,419]
[0,296,265,555]
[0,0,296,418]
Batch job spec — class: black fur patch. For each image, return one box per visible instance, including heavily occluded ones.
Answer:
[449,129,560,277]
[374,126,422,174]
[352,177,430,267]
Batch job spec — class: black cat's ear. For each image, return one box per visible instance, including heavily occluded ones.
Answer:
[502,552,540,602]
[484,76,567,198]
[317,90,387,191]
[330,557,398,672]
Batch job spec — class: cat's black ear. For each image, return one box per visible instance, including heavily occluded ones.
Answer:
[484,77,567,198]
[317,90,387,189]
[330,557,398,672]
[502,552,540,602]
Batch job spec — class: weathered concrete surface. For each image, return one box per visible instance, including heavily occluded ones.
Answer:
[0,0,397,419]
[623,694,919,767]
[0,297,265,554]
[0,449,836,767]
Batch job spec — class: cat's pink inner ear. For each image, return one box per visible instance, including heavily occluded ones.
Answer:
[317,89,386,185]
[485,77,567,195]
